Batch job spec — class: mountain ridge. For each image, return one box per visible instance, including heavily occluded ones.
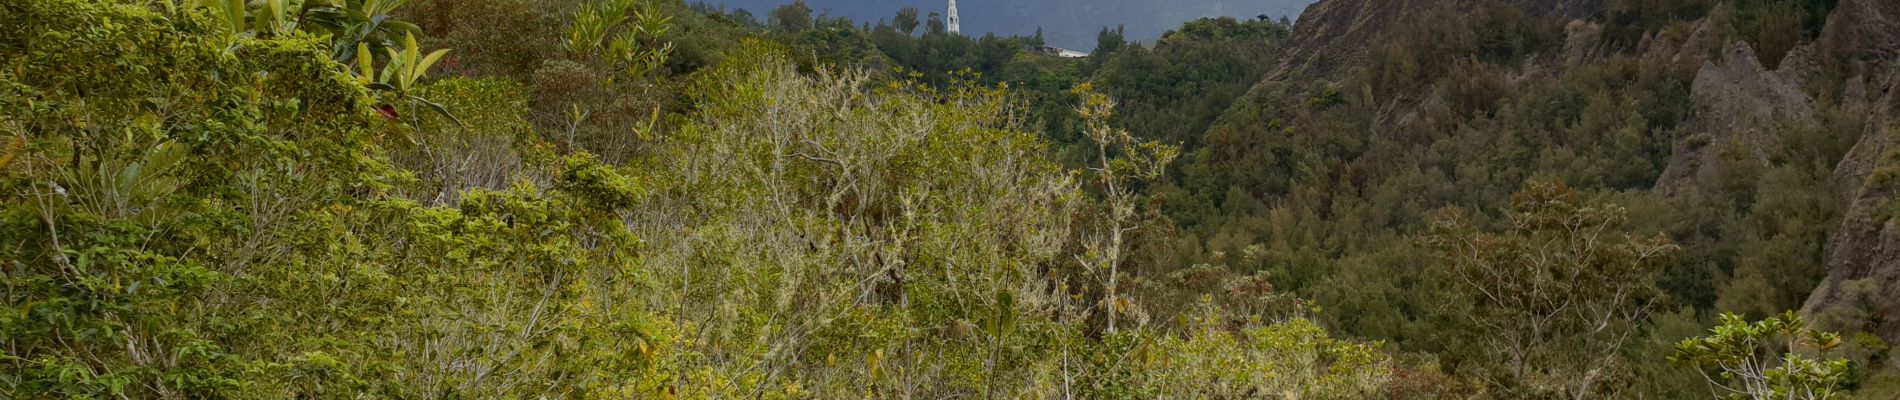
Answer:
[1219,0,1900,344]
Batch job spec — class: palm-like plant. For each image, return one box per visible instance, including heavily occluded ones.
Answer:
[359,33,461,129]
[174,0,458,130]
[181,0,421,64]
[564,0,676,80]
[373,32,450,96]
[308,0,424,64]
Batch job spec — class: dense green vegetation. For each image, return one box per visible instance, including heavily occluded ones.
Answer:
[0,0,1363,397]
[1137,0,1890,397]
[2,0,1894,398]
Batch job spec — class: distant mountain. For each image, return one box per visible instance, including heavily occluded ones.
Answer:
[704,0,1317,49]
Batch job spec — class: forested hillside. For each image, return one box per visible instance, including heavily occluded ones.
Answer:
[704,0,1314,49]
[3,0,1898,398]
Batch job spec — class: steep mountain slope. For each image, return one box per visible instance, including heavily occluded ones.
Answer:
[1653,43,1817,194]
[1241,0,1900,346]
[1800,0,1900,344]
[1261,0,1446,81]
[1819,0,1900,65]
[1181,0,1900,360]
[1262,0,1602,81]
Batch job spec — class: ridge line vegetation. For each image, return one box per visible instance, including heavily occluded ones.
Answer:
[3,0,1892,398]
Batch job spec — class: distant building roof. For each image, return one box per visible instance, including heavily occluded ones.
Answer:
[1032,45,1090,58]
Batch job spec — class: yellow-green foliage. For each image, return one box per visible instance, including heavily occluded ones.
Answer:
[621,40,1393,398]
[0,2,1395,398]
[636,39,1087,397]
[395,76,548,202]
[1673,312,1851,400]
[1429,181,1680,398]
[0,0,384,397]
[0,1,657,397]
[1067,307,1391,400]
[1145,314,1392,398]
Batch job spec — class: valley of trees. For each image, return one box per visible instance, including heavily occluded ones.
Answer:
[2,0,1897,398]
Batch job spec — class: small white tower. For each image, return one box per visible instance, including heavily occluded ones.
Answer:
[947,0,961,35]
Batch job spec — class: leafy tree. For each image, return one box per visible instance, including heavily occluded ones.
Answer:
[1096,16,1290,150]
[1073,84,1180,332]
[401,0,555,79]
[926,11,946,35]
[562,0,676,80]
[787,16,889,70]
[1428,180,1680,398]
[730,7,758,26]
[3,1,392,396]
[175,0,458,127]
[1141,302,1393,398]
[974,33,1014,73]
[868,21,916,63]
[359,32,459,127]
[1673,312,1852,400]
[1359,3,1555,98]
[188,0,429,65]
[1094,25,1127,63]
[395,77,543,202]
[768,0,812,32]
[894,6,920,35]
[530,0,693,161]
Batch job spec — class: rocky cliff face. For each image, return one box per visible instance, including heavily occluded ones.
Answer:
[1823,0,1900,194]
[1211,0,1613,137]
[1240,0,1900,341]
[1264,0,1601,81]
[1819,0,1900,67]
[1210,0,1463,139]
[1801,0,1900,343]
[1264,0,1445,81]
[1807,132,1900,339]
[1653,43,1817,195]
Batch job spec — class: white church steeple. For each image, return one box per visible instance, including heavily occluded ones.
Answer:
[947,0,961,35]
